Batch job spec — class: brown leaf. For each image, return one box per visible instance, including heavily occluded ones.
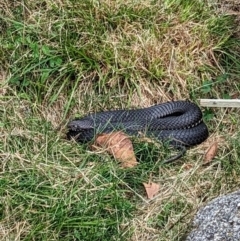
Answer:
[93,131,138,168]
[143,182,160,199]
[182,163,193,170]
[231,92,240,99]
[204,142,218,164]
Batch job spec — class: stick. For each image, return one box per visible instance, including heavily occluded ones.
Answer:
[200,99,240,108]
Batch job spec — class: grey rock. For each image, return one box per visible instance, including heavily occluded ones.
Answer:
[186,190,240,241]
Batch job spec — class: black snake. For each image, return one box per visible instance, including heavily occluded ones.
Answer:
[67,101,208,163]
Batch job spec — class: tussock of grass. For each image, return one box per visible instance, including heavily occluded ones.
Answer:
[1,0,237,105]
[1,0,240,240]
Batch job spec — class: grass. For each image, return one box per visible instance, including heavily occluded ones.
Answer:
[1,0,240,240]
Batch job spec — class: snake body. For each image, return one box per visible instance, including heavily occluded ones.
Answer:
[67,101,208,148]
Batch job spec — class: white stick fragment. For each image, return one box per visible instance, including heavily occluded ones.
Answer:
[200,99,240,108]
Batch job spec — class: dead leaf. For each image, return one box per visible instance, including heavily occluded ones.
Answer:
[93,131,138,168]
[143,182,160,199]
[231,92,240,99]
[182,163,193,170]
[203,142,218,164]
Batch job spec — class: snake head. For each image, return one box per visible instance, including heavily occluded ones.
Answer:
[67,119,94,131]
[67,118,96,143]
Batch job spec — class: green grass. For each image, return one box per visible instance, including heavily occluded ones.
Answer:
[1,0,240,240]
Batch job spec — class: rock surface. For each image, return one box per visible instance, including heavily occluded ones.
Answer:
[186,190,240,241]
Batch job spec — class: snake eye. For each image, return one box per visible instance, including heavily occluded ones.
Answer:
[67,124,79,131]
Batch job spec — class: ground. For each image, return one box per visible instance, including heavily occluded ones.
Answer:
[0,0,240,240]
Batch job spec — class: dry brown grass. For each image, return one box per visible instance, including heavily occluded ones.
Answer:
[1,0,240,240]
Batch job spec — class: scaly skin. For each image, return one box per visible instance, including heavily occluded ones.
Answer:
[67,100,209,146]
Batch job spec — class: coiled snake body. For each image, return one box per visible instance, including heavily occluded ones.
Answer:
[67,101,208,162]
